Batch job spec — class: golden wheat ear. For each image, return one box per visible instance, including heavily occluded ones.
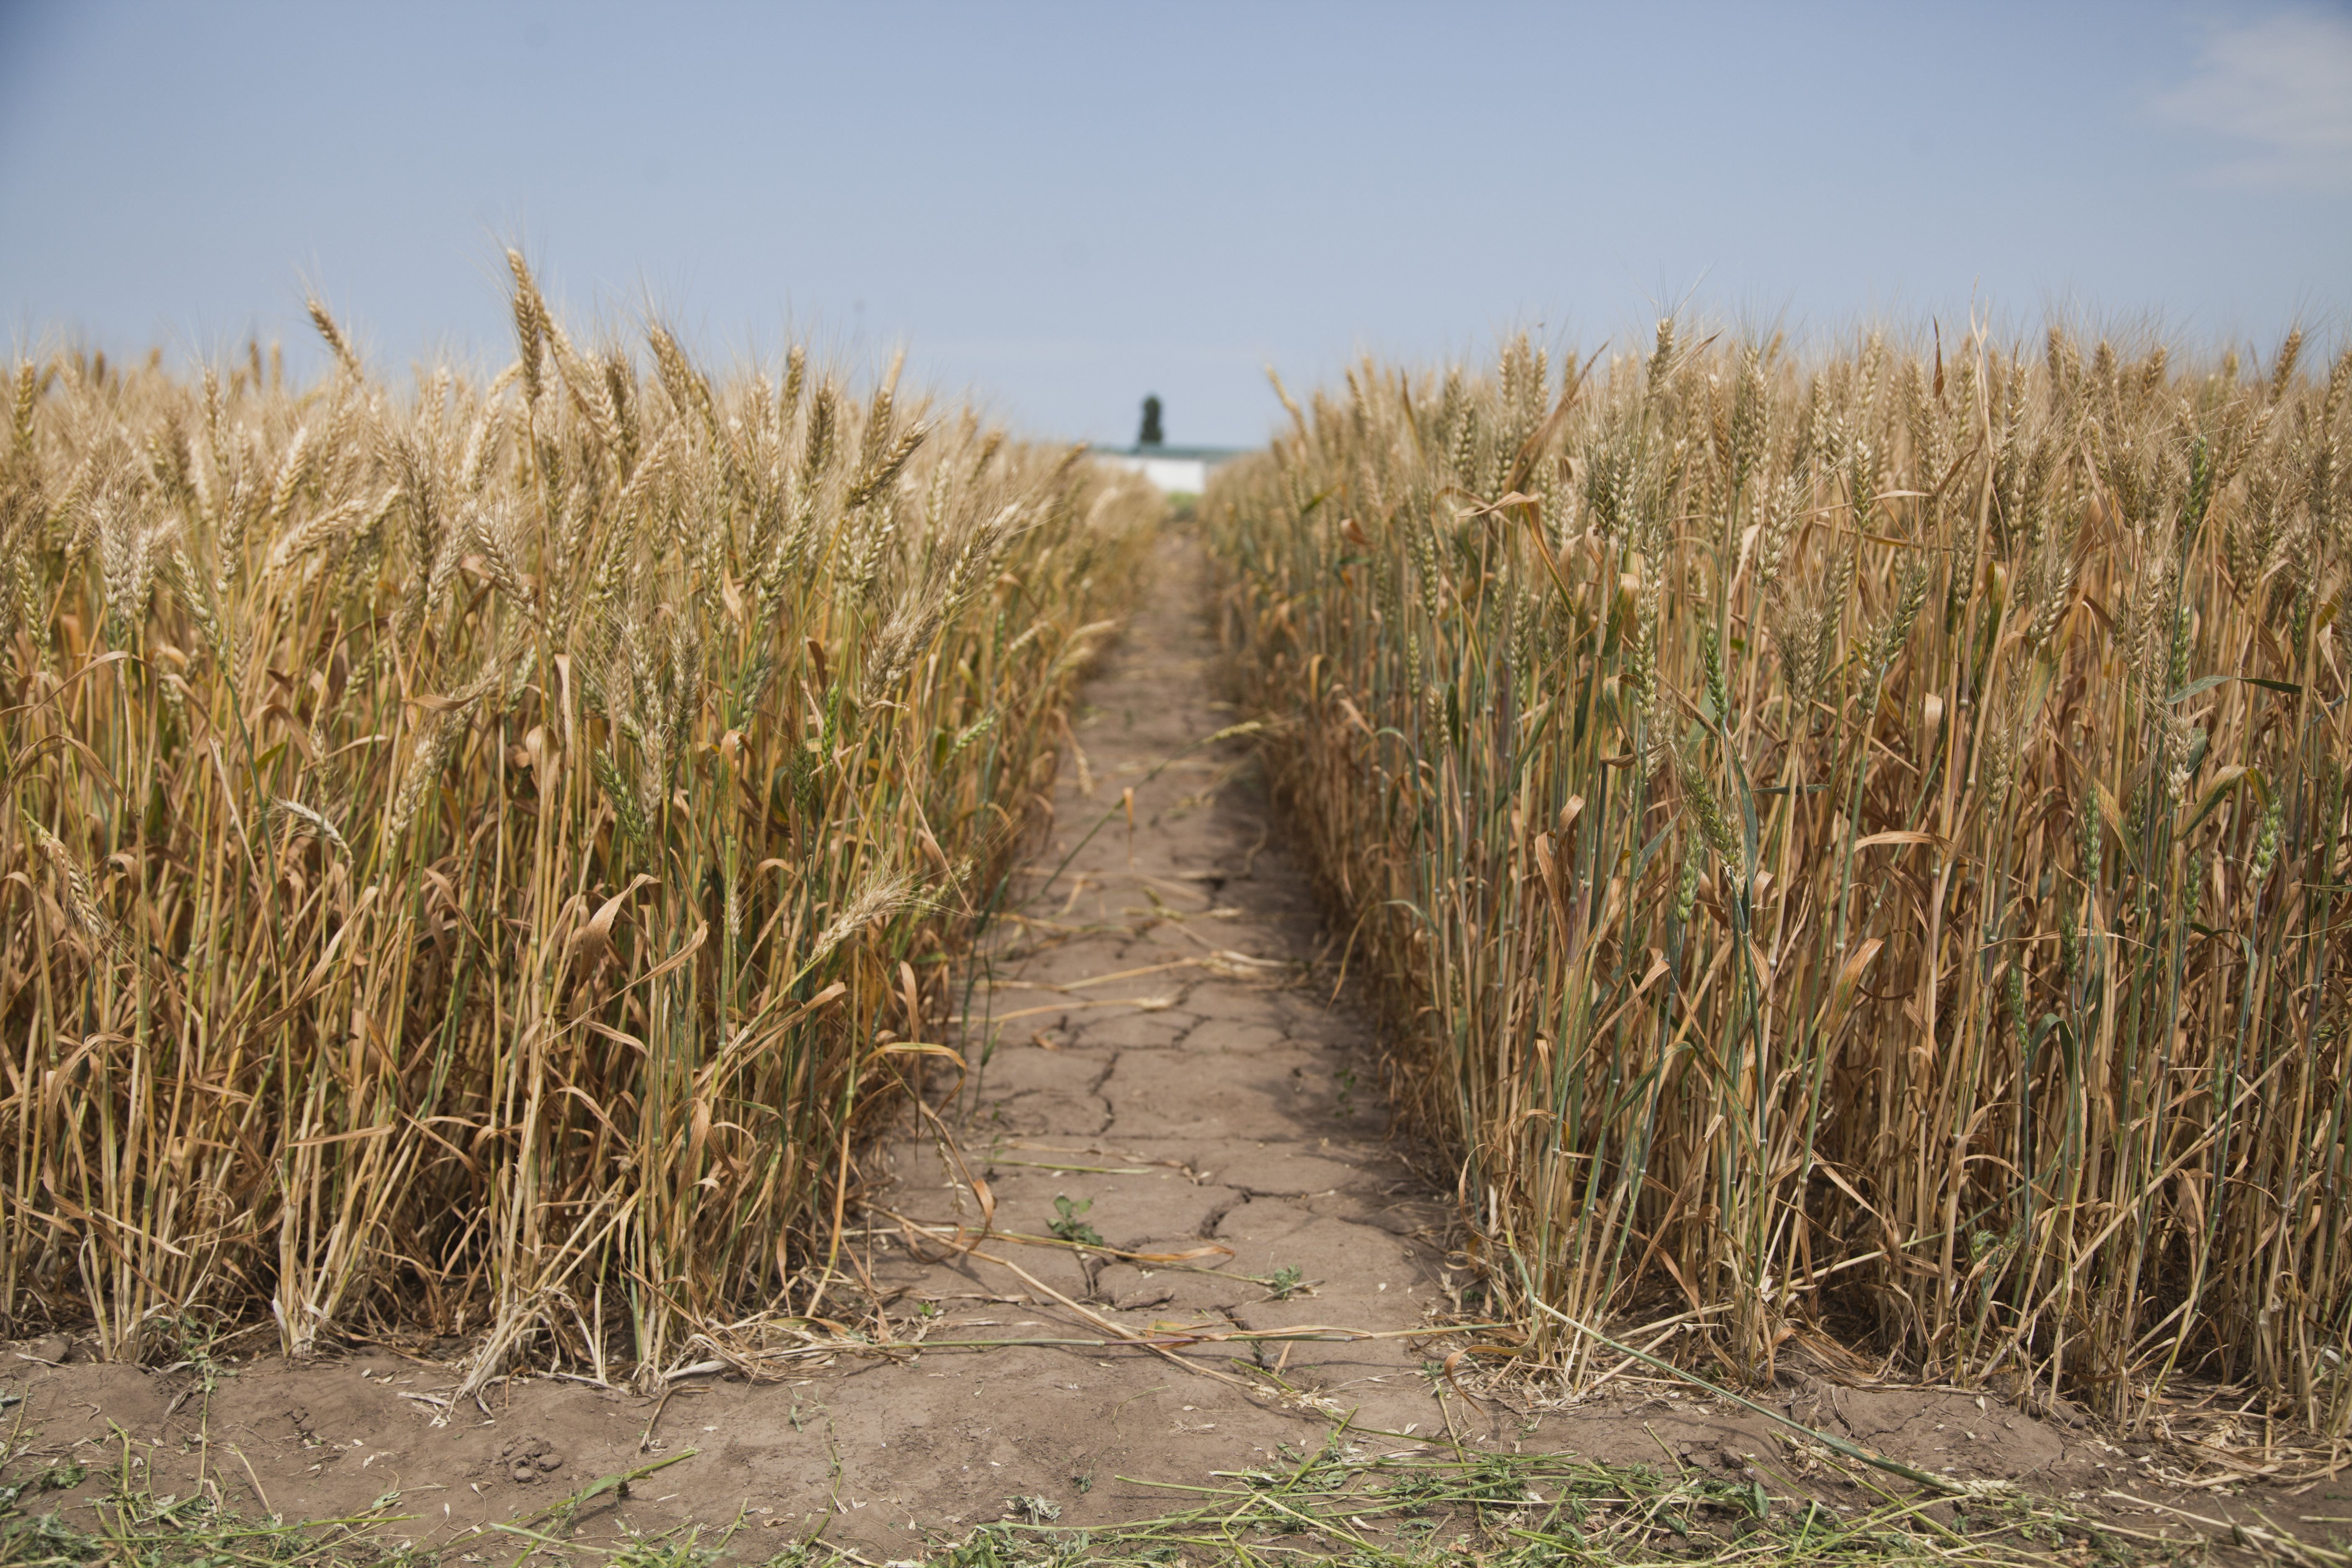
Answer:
[3,260,1161,1373]
[1200,323,2352,1425]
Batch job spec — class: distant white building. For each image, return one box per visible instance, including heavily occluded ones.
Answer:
[1091,444,1249,495]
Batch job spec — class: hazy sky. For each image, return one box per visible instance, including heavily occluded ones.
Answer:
[4,2,2348,447]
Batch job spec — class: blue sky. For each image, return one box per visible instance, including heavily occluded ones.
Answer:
[3,2,2348,447]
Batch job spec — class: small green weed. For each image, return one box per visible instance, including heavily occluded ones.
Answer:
[605,1525,722,1568]
[0,1445,414,1568]
[1048,1194,1104,1248]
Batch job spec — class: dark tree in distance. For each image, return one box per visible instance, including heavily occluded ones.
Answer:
[1139,395,1164,447]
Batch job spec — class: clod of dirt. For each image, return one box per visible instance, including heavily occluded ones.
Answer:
[498,1436,563,1484]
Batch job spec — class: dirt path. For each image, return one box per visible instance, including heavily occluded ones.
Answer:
[825,527,1469,1525]
[0,531,2275,1562]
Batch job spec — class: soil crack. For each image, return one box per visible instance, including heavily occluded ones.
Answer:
[1197,1194,1249,1240]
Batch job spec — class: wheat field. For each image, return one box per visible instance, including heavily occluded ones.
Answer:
[0,255,1156,1385]
[1208,323,2351,1431]
[8,259,2349,1441]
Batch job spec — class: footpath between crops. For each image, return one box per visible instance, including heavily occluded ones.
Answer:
[3,528,2334,1566]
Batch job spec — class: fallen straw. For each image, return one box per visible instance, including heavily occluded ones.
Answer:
[1528,1289,2001,1498]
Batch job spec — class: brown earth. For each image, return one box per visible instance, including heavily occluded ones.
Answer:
[3,530,2344,1562]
